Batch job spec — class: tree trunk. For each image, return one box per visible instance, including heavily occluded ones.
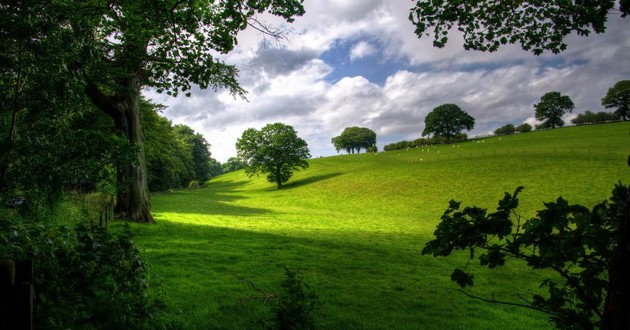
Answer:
[601,184,630,329]
[86,78,155,223]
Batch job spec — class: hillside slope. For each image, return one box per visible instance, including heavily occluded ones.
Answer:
[136,122,629,329]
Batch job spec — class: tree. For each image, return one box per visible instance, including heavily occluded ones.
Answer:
[174,125,212,183]
[534,92,575,129]
[602,80,630,121]
[39,0,305,222]
[331,127,377,154]
[236,123,310,189]
[422,104,475,143]
[422,183,630,329]
[571,111,619,125]
[493,124,515,136]
[223,157,246,173]
[515,123,533,133]
[409,1,629,55]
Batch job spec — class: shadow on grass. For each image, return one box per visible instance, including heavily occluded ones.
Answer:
[119,219,547,330]
[152,180,271,217]
[283,173,343,190]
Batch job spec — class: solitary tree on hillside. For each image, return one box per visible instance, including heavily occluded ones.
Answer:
[602,80,630,121]
[409,1,629,55]
[534,92,575,129]
[33,1,305,222]
[331,127,377,154]
[236,123,310,189]
[422,104,475,143]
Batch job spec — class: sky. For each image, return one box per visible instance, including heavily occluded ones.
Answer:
[144,1,630,163]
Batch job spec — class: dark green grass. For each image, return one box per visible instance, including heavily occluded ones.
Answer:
[121,122,630,329]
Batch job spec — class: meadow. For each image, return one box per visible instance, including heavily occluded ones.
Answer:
[122,122,630,329]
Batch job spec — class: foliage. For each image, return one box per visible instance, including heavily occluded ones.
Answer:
[493,124,515,136]
[141,98,217,191]
[0,217,165,329]
[571,111,619,125]
[331,127,377,154]
[515,123,533,133]
[208,158,224,179]
[174,125,213,183]
[223,157,246,173]
[1,0,305,222]
[422,183,630,329]
[534,92,575,129]
[269,268,319,330]
[602,80,630,120]
[409,1,628,55]
[236,123,310,188]
[422,104,475,143]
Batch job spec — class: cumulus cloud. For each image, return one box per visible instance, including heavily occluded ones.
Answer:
[144,2,630,162]
[349,41,377,61]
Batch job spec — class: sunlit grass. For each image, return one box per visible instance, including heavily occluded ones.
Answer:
[120,122,630,329]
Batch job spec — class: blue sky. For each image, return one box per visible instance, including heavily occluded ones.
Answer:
[145,1,630,162]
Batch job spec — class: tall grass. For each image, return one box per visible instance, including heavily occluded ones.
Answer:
[121,122,630,329]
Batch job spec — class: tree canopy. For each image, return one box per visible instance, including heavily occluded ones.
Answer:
[0,0,305,222]
[409,0,629,55]
[236,123,310,189]
[602,80,630,120]
[331,127,377,154]
[422,183,630,329]
[422,104,475,143]
[534,91,575,129]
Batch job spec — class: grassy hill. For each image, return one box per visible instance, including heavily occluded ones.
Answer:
[125,122,630,329]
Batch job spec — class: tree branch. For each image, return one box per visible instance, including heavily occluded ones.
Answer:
[457,289,553,315]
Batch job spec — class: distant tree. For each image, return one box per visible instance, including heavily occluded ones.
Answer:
[236,123,310,189]
[409,1,629,55]
[423,104,475,143]
[534,92,575,129]
[331,127,377,154]
[141,99,194,191]
[223,157,246,173]
[602,80,630,121]
[208,158,223,178]
[174,125,212,183]
[494,124,516,136]
[515,123,533,133]
[422,183,630,329]
[571,111,619,125]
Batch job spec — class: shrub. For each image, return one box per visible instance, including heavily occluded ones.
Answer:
[515,123,532,133]
[0,218,165,329]
[494,124,516,136]
[270,268,319,330]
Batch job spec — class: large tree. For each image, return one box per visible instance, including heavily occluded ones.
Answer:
[422,104,474,143]
[602,80,630,121]
[331,127,377,154]
[236,123,310,189]
[534,91,575,129]
[409,1,629,55]
[49,0,305,222]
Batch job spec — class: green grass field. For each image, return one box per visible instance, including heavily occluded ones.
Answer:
[122,122,630,329]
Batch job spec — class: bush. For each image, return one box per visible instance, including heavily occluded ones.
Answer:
[494,124,516,136]
[515,123,532,133]
[571,111,618,125]
[269,268,319,330]
[0,218,165,329]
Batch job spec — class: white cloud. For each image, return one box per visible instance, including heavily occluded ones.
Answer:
[349,41,377,61]
[144,2,630,162]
